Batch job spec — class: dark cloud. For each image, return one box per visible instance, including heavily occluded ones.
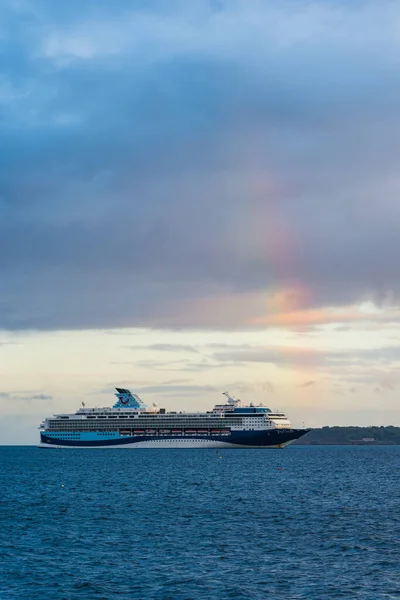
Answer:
[2,1,400,329]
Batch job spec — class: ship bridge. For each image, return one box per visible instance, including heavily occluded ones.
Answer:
[232,407,271,414]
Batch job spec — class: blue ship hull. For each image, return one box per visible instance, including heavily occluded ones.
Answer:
[39,429,310,448]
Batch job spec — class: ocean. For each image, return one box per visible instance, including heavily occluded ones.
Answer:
[0,445,398,600]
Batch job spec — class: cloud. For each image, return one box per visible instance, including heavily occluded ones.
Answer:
[160,378,192,385]
[3,1,400,330]
[212,346,290,364]
[380,382,395,391]
[112,356,239,371]
[0,391,53,401]
[128,343,199,353]
[211,344,319,367]
[203,343,400,376]
[114,339,400,374]
[132,380,273,398]
[134,384,219,396]
[259,381,275,393]
[179,360,236,371]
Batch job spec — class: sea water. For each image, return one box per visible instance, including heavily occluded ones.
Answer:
[0,445,398,600]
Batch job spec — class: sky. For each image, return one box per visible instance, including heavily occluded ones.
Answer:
[1,0,400,444]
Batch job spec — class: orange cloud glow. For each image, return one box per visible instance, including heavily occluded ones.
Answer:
[251,306,400,328]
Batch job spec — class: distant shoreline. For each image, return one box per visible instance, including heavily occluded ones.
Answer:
[294,425,400,445]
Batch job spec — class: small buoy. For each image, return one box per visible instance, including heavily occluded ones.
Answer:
[61,484,65,488]
[219,456,222,459]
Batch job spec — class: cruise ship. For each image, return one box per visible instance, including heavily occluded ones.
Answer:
[38,388,310,449]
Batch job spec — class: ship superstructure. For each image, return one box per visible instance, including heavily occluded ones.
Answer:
[38,388,310,448]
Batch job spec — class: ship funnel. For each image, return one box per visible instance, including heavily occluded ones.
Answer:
[113,388,146,409]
